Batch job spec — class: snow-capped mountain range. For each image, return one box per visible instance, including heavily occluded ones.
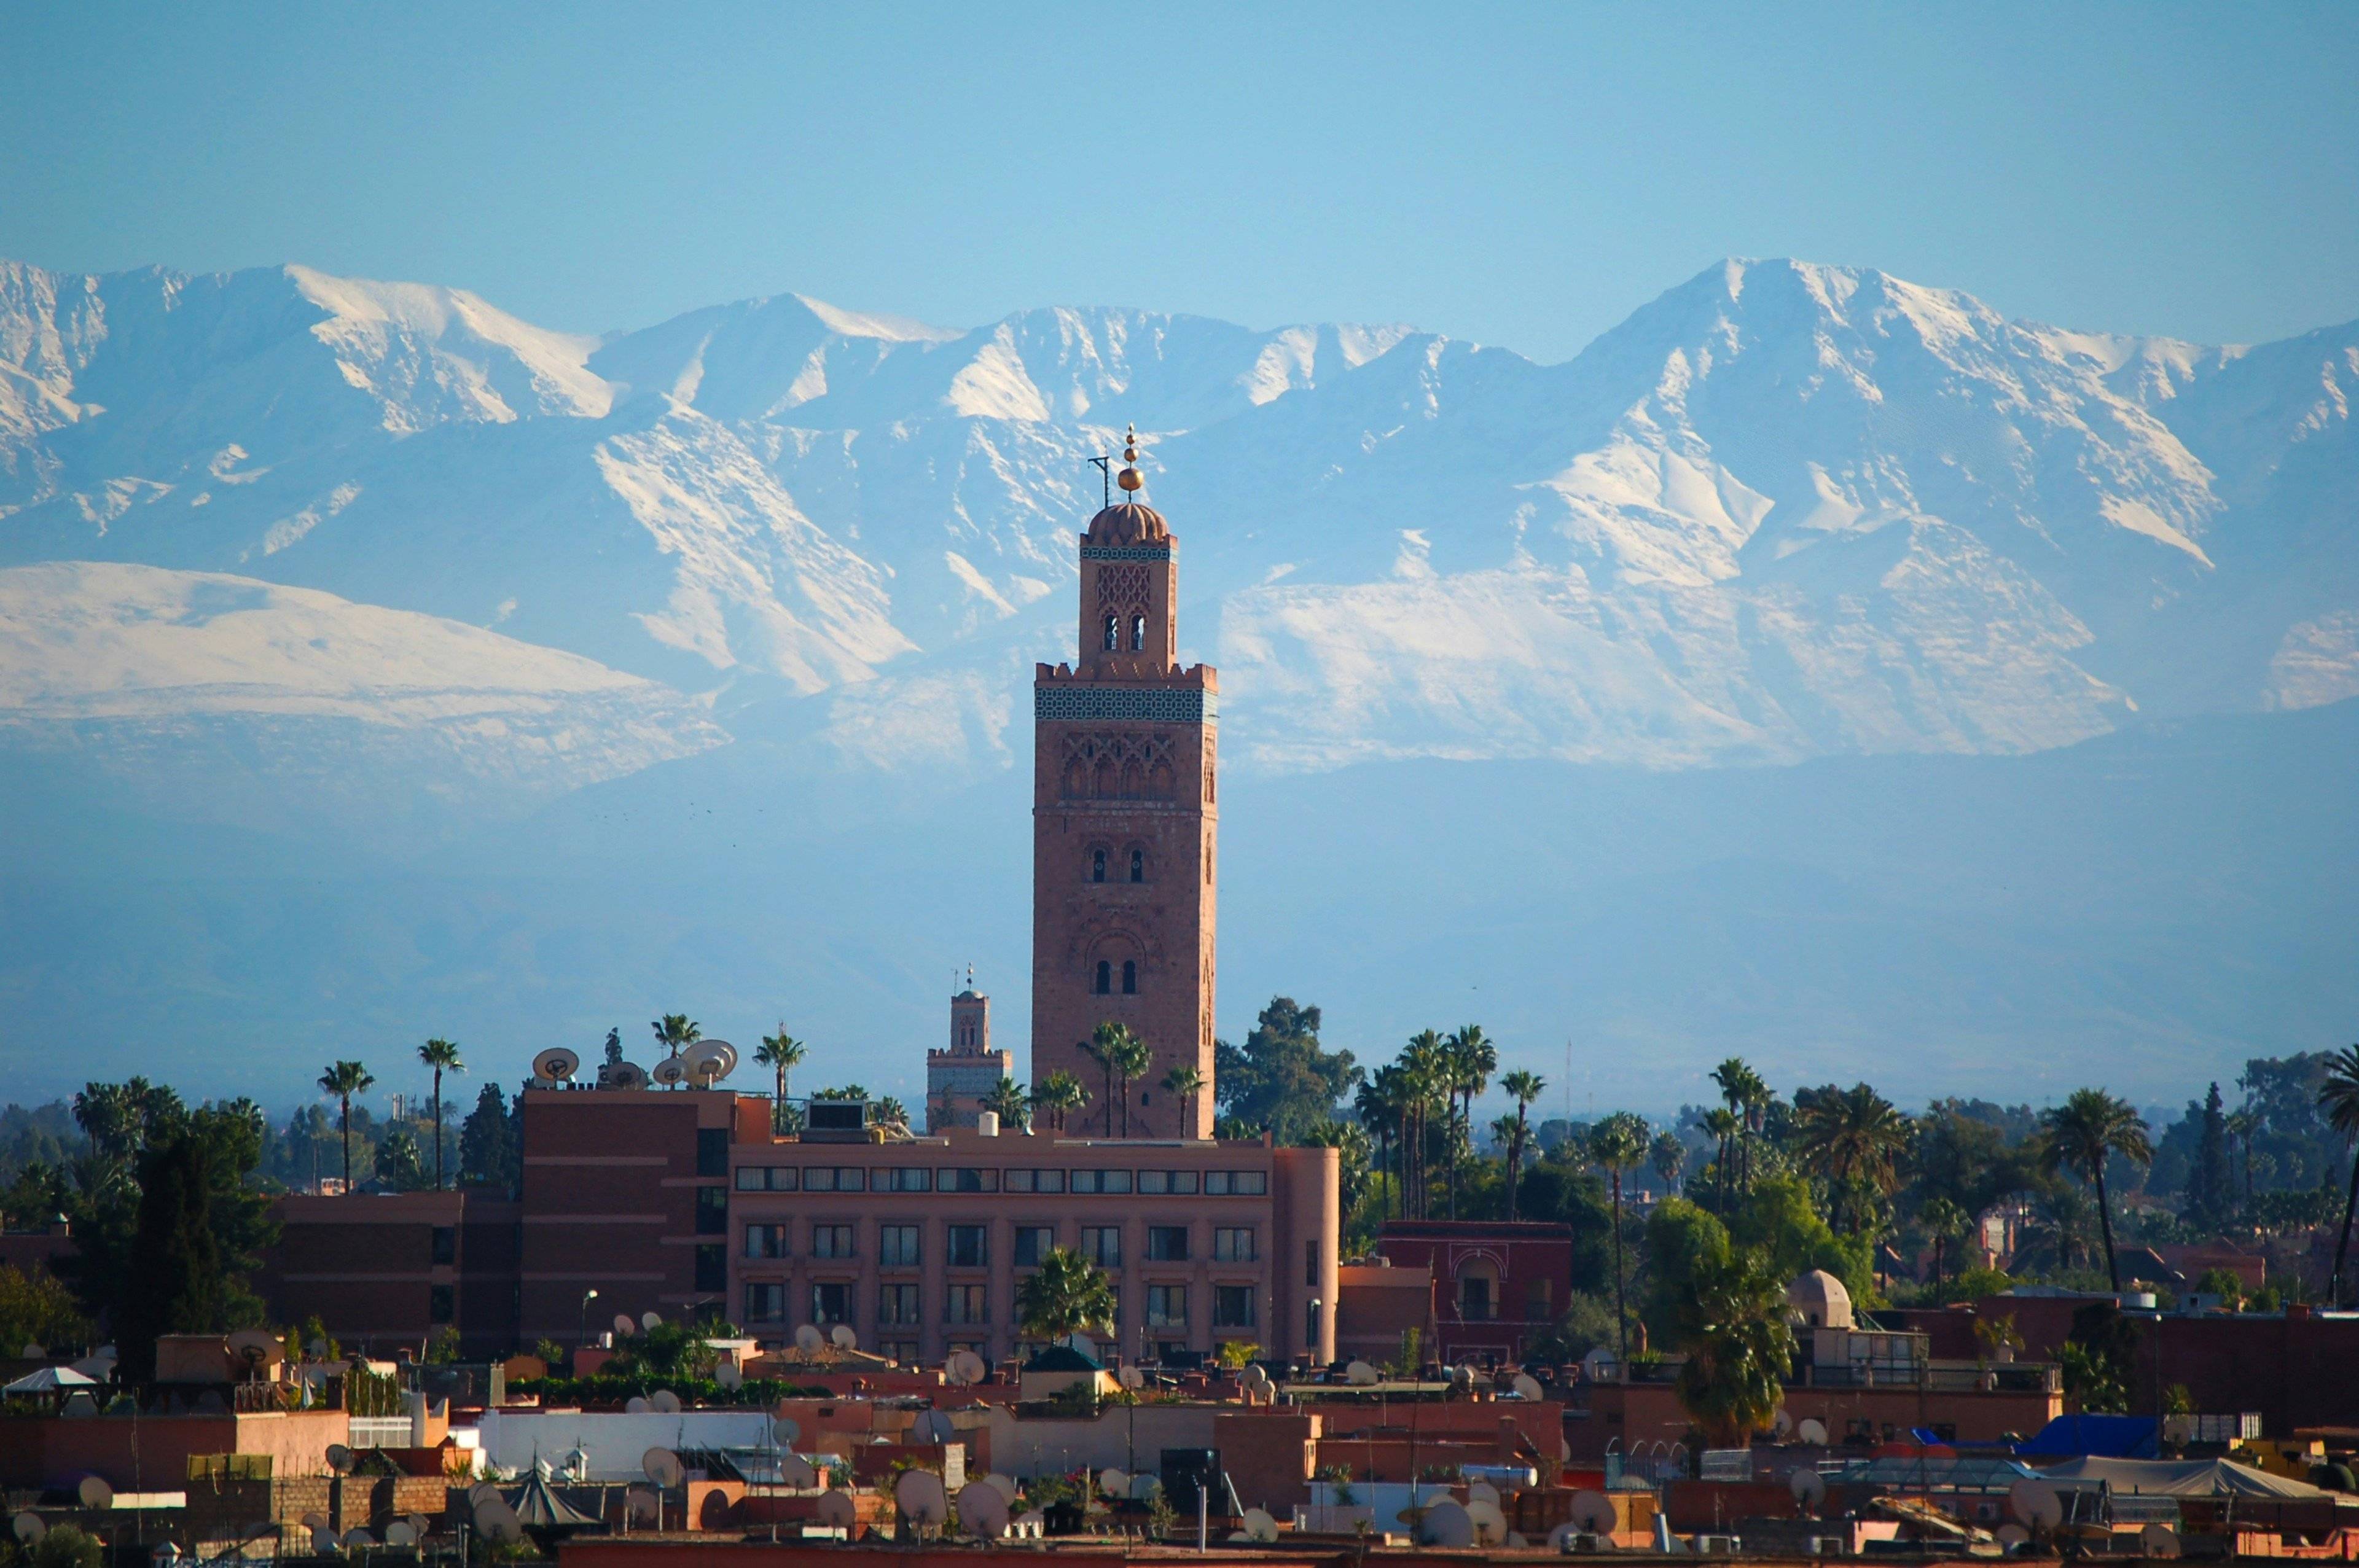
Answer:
[6,255,2353,798]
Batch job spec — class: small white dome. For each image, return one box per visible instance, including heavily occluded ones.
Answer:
[1786,1269,1854,1330]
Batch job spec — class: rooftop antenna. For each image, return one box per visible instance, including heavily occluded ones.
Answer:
[1086,452,1111,509]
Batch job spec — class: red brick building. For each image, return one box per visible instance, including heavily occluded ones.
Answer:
[1374,1220,1577,1365]
[261,1189,520,1357]
[1030,471,1219,1142]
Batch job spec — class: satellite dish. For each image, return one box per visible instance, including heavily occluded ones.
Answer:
[1130,1475,1159,1502]
[830,1323,858,1349]
[781,1454,818,1489]
[382,1522,417,1547]
[625,1488,660,1525]
[683,1042,738,1086]
[1796,1417,1829,1446]
[624,1395,650,1414]
[342,1529,375,1549]
[408,1515,430,1539]
[913,1410,955,1444]
[1467,1480,1500,1505]
[2009,1480,2063,1532]
[947,1350,987,1386]
[1450,1362,1477,1391]
[466,1483,499,1510]
[1570,1491,1617,1534]
[1242,1507,1280,1543]
[894,1470,948,1529]
[325,1445,353,1475]
[1098,1469,1129,1497]
[649,1389,682,1414]
[958,1481,1011,1539]
[652,1058,687,1088]
[534,1048,581,1083]
[1242,1363,1272,1392]
[641,1310,663,1330]
[1345,1359,1379,1386]
[815,1491,856,1531]
[773,1414,803,1445]
[1547,1524,1582,1552]
[603,1060,651,1091]
[985,1473,1018,1504]
[477,1507,522,1547]
[228,1328,283,1367]
[1772,1408,1794,1440]
[1995,1524,2030,1549]
[643,1448,684,1489]
[13,1515,44,1543]
[612,1313,636,1338]
[1468,1499,1509,1545]
[1512,1371,1544,1402]
[76,1475,111,1510]
[1419,1500,1474,1548]
[2140,1524,2181,1557]
[794,1325,824,1354]
[1790,1469,1828,1511]
[716,1362,743,1391]
[308,1527,335,1554]
[1117,1365,1143,1389]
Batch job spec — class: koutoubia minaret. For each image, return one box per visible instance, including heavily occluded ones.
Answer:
[1031,427,1217,1141]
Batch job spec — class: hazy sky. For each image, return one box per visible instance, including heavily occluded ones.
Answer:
[4,3,2354,361]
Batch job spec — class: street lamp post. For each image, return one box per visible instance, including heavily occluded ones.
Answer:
[580,1289,600,1349]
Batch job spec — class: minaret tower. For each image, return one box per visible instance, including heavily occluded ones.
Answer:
[1031,427,1218,1140]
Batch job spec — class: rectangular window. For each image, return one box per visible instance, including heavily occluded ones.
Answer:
[1168,1170,1199,1195]
[878,1225,921,1267]
[694,1243,726,1293]
[1214,1228,1256,1262]
[429,1284,455,1324]
[882,1167,933,1193]
[744,1282,785,1324]
[1014,1227,1055,1267]
[1146,1283,1188,1327]
[947,1225,989,1268]
[431,1226,456,1266]
[945,1284,988,1325]
[697,1128,729,1178]
[744,1223,789,1260]
[1080,1226,1123,1268]
[1205,1172,1229,1195]
[811,1281,853,1325]
[805,1167,835,1192]
[769,1166,798,1191]
[1307,1238,1319,1287]
[1147,1226,1191,1262]
[1006,1168,1065,1194]
[878,1283,920,1327]
[1525,1278,1553,1320]
[737,1166,799,1192]
[1072,1169,1134,1195]
[1213,1285,1257,1328]
[805,1168,866,1192]
[695,1186,729,1235]
[883,1341,920,1367]
[1139,1170,1168,1195]
[812,1225,856,1259]
[1205,1170,1265,1196]
[942,1168,999,1193]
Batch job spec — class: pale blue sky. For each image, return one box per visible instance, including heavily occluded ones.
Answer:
[4,2,2355,360]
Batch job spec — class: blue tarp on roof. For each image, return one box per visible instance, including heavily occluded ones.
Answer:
[2015,1414,2160,1459]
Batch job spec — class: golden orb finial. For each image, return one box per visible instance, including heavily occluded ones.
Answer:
[1116,421,1144,493]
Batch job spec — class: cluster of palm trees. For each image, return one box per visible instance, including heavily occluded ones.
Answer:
[315,1037,469,1195]
[1352,1026,1531,1220]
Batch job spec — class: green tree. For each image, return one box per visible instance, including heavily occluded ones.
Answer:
[981,1075,1032,1132]
[2320,1045,2359,1306]
[416,1038,464,1190]
[316,1060,375,1193]
[1356,1069,1404,1221]
[1711,1058,1768,1190]
[1161,1064,1205,1135]
[1213,999,1364,1145]
[1030,1069,1087,1133]
[2059,1301,2138,1413]
[459,1083,520,1192]
[2183,1082,2233,1232]
[2224,1105,2263,1205]
[1443,1026,1497,1217]
[1791,1083,1911,1235]
[114,1133,224,1383]
[31,1525,101,1568]
[755,1026,806,1134]
[0,1263,87,1354]
[1726,1174,1875,1305]
[1084,1023,1121,1137]
[1015,1247,1116,1342]
[1651,1131,1688,1197]
[1919,1196,1970,1290]
[1109,1028,1153,1137]
[1702,1107,1741,1212]
[1500,1070,1546,1221]
[1589,1111,1649,1363]
[373,1129,428,1193]
[1673,1246,1794,1447]
[1524,1291,1621,1365]
[2039,1089,2154,1290]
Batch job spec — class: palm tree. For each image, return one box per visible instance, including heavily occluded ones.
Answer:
[1500,1069,1545,1220]
[1702,1107,1740,1212]
[1111,1031,1153,1137]
[1919,1196,1970,1289]
[1674,1247,1794,1447]
[754,1026,805,1134]
[1031,1069,1088,1133]
[1651,1130,1688,1196]
[982,1075,1031,1132]
[1589,1110,1650,1363]
[1402,1031,1446,1219]
[318,1059,376,1193]
[1711,1058,1769,1189]
[1792,1083,1910,1235]
[2038,1088,2154,1290]
[1355,1071,1399,1220]
[650,1013,701,1065]
[1084,1024,1122,1137]
[1015,1246,1117,1343]
[417,1038,464,1190]
[1445,1026,1496,1218]
[2224,1106,2263,1206]
[1162,1064,1205,1136]
[2319,1045,2359,1306]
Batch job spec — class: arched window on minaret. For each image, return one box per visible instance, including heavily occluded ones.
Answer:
[1121,959,1138,994]
[1129,848,1144,883]
[1130,614,1146,652]
[1094,960,1111,995]
[1092,848,1107,883]
[1103,615,1119,651]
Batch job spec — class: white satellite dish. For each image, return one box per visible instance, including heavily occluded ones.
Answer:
[625,1488,660,1525]
[382,1522,417,1547]
[683,1041,738,1086]
[624,1395,650,1414]
[1790,1468,1827,1510]
[773,1414,803,1445]
[228,1328,283,1368]
[612,1313,636,1338]
[641,1310,663,1330]
[324,1445,353,1474]
[913,1410,954,1445]
[643,1448,685,1489]
[407,1515,429,1539]
[602,1060,651,1091]
[895,1470,949,1529]
[652,1058,687,1088]
[77,1476,112,1510]
[1995,1524,2030,1549]
[1418,1500,1474,1548]
[342,1529,376,1550]
[984,1473,1018,1504]
[947,1350,987,1385]
[1345,1359,1379,1386]
[1796,1416,1829,1446]
[794,1325,824,1354]
[1468,1499,1509,1545]
[1117,1365,1143,1389]
[2009,1479,2063,1531]
[1772,1408,1794,1440]
[1547,1523,1582,1552]
[830,1323,858,1349]
[477,1507,522,1547]
[1466,1480,1500,1506]
[1450,1362,1477,1391]
[1242,1507,1280,1543]
[1130,1475,1159,1502]
[13,1515,45,1543]
[649,1389,682,1414]
[1241,1362,1272,1392]
[958,1480,1011,1540]
[815,1491,856,1531]
[466,1483,499,1510]
[1570,1491,1617,1534]
[2140,1524,2182,1557]
[1098,1469,1129,1497]
[308,1528,335,1554]
[534,1048,581,1083]
[716,1361,743,1391]
[1512,1371,1544,1402]
[781,1454,818,1489]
